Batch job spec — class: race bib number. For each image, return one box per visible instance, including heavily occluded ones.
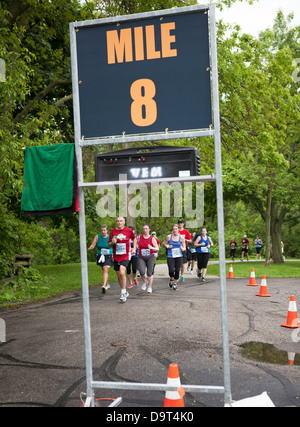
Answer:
[172,248,181,258]
[116,243,126,255]
[141,248,151,257]
[101,248,110,255]
[201,246,209,253]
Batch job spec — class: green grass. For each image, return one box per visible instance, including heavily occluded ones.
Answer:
[0,263,117,308]
[37,262,118,290]
[1,260,299,308]
[208,261,300,278]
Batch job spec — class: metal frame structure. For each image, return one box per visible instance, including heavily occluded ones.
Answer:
[70,3,232,407]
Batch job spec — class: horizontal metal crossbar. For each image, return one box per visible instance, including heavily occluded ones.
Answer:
[79,129,214,146]
[79,129,215,147]
[79,174,216,189]
[91,380,225,394]
[73,4,211,29]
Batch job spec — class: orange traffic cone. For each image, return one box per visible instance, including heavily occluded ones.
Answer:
[288,352,295,366]
[256,275,271,297]
[227,264,235,279]
[281,296,300,329]
[246,268,259,286]
[164,363,185,407]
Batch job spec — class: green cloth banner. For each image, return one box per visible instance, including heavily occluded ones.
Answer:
[21,144,74,212]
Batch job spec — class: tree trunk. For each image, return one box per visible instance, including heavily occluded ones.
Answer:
[264,182,273,266]
[270,202,287,263]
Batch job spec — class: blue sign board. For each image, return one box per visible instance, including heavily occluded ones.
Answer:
[75,10,211,139]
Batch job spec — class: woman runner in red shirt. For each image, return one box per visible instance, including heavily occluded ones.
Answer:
[137,224,158,294]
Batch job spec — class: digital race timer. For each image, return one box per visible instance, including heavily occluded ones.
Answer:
[95,146,200,182]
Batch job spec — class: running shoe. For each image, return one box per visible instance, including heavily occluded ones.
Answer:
[134,278,139,286]
[147,287,152,294]
[169,280,174,288]
[173,283,178,291]
[141,283,147,291]
[102,284,111,293]
[127,283,133,289]
[120,291,129,302]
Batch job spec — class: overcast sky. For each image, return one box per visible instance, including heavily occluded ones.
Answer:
[215,0,300,35]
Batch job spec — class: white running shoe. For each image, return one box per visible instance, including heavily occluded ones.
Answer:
[120,291,129,302]
[147,287,152,294]
[102,284,111,293]
[141,283,147,291]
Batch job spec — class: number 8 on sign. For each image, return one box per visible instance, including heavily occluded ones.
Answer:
[130,79,157,127]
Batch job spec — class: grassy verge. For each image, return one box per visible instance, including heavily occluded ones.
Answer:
[208,261,300,278]
[0,263,117,308]
[1,260,299,308]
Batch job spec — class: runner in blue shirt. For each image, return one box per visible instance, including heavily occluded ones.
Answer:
[194,227,213,283]
[254,235,263,261]
[163,224,185,290]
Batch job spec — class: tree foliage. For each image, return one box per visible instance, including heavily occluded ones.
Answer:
[0,0,299,284]
[218,13,300,264]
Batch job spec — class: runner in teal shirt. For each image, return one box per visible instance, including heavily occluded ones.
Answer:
[88,224,113,293]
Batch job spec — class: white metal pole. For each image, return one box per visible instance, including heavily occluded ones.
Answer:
[209,3,232,406]
[69,22,95,407]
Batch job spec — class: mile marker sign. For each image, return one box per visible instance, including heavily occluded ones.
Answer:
[71,6,212,140]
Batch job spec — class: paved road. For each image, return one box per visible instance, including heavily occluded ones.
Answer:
[0,264,299,407]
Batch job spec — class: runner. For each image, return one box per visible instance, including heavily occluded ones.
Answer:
[178,219,192,282]
[88,224,113,293]
[151,231,160,275]
[241,235,250,261]
[137,225,158,294]
[108,216,136,302]
[163,224,185,290]
[254,235,263,261]
[127,226,139,289]
[230,237,237,261]
[187,230,197,274]
[194,227,213,282]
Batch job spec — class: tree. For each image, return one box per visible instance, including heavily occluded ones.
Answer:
[0,0,283,279]
[218,13,300,264]
[0,0,87,278]
[0,0,87,208]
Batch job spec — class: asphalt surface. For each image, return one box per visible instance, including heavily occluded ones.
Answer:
[0,264,299,408]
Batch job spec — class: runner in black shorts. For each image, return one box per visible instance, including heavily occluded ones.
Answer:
[127,227,139,289]
[88,224,113,293]
[194,227,214,282]
[108,216,136,303]
[187,230,197,274]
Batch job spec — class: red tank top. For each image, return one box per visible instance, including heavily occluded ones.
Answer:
[139,235,154,257]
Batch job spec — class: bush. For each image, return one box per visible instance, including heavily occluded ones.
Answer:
[0,206,53,280]
[0,266,49,305]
